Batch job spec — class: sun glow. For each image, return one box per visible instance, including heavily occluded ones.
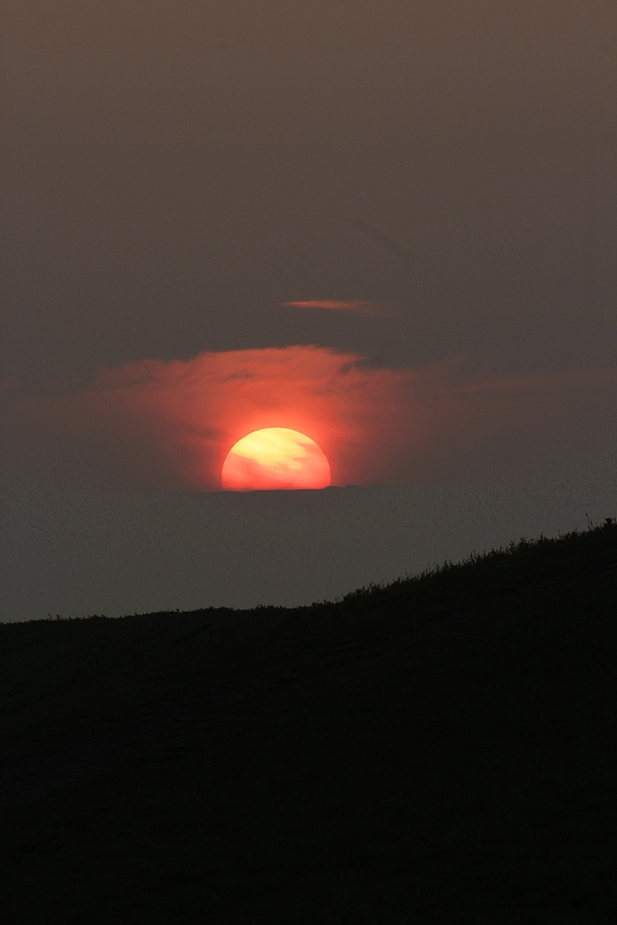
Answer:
[221,428,331,491]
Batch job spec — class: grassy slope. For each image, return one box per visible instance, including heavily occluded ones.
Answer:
[0,521,616,924]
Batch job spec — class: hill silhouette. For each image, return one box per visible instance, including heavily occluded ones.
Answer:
[1,519,616,924]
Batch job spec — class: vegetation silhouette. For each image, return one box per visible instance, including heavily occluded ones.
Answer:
[1,519,616,924]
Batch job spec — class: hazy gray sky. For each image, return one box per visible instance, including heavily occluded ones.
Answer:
[2,0,615,383]
[1,2,616,619]
[2,473,616,621]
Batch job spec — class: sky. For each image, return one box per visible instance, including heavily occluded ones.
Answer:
[1,1,616,617]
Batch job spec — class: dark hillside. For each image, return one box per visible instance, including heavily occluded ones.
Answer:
[1,520,616,924]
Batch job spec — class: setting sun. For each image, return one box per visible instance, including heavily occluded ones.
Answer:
[221,428,331,491]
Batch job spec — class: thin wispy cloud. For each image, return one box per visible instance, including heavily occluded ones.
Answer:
[351,216,416,266]
[279,300,390,316]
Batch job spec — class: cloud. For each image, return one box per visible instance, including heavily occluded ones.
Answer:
[2,349,616,492]
[351,216,416,266]
[279,300,390,316]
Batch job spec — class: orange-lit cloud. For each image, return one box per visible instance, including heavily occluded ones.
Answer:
[2,348,616,492]
[279,300,390,315]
